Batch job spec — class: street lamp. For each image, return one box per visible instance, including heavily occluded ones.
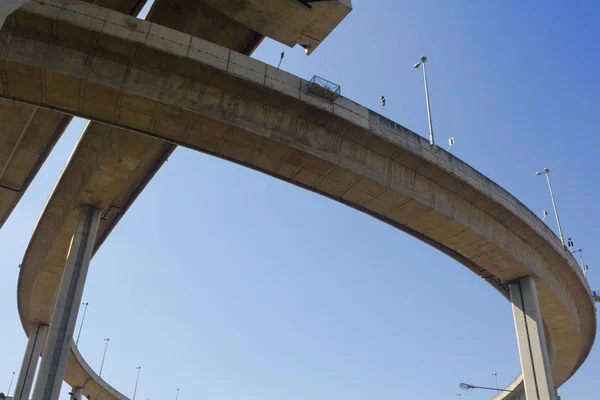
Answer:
[571,248,589,278]
[99,338,110,377]
[76,302,89,346]
[413,56,435,146]
[492,372,499,392]
[175,388,179,400]
[6,372,15,397]
[132,366,141,400]
[460,383,513,392]
[460,383,519,399]
[536,168,565,246]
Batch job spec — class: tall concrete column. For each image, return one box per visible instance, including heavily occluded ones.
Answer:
[0,0,28,29]
[13,324,48,400]
[509,276,557,400]
[70,387,83,400]
[31,206,101,400]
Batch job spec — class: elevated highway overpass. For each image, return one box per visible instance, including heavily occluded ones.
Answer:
[0,0,351,230]
[1,2,595,400]
[0,0,157,229]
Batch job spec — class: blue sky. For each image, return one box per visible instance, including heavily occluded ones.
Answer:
[1,1,599,400]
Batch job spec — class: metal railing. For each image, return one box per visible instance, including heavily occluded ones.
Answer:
[306,75,341,102]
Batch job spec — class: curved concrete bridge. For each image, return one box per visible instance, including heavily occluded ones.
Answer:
[1,2,595,400]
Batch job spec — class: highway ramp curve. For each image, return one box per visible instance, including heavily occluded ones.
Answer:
[5,1,596,400]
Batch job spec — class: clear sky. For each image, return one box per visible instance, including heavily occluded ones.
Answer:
[1,1,599,400]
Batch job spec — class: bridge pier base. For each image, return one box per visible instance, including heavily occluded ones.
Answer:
[509,276,557,400]
[31,206,101,400]
[13,324,48,400]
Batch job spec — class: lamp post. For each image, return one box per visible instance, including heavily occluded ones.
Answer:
[571,248,589,278]
[7,372,15,397]
[413,56,435,146]
[132,367,141,400]
[492,372,499,392]
[99,338,110,377]
[536,168,565,245]
[175,388,179,400]
[76,302,89,346]
[460,383,519,400]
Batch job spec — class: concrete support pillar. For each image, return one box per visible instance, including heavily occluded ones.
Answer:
[70,387,83,400]
[31,206,101,400]
[13,324,48,400]
[0,0,28,29]
[509,276,557,400]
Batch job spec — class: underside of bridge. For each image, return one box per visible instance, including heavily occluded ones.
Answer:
[0,2,594,400]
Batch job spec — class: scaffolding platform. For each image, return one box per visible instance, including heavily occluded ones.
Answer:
[306,75,341,102]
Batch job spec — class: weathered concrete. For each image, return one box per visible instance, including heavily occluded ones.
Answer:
[146,0,264,54]
[4,0,271,396]
[10,1,268,399]
[80,0,149,16]
[190,0,351,54]
[510,277,557,400]
[13,324,48,400]
[0,0,158,232]
[31,206,101,400]
[0,100,71,228]
[0,0,278,233]
[5,2,595,400]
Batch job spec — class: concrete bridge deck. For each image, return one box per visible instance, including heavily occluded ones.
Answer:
[0,1,152,232]
[0,0,352,231]
[0,101,71,227]
[2,1,594,400]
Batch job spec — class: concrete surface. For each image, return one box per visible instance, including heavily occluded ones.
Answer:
[0,100,71,229]
[0,0,156,232]
[8,0,267,399]
[71,387,82,400]
[195,0,352,54]
[3,1,595,400]
[31,207,100,400]
[65,338,129,400]
[145,0,264,54]
[13,324,48,400]
[510,277,557,400]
